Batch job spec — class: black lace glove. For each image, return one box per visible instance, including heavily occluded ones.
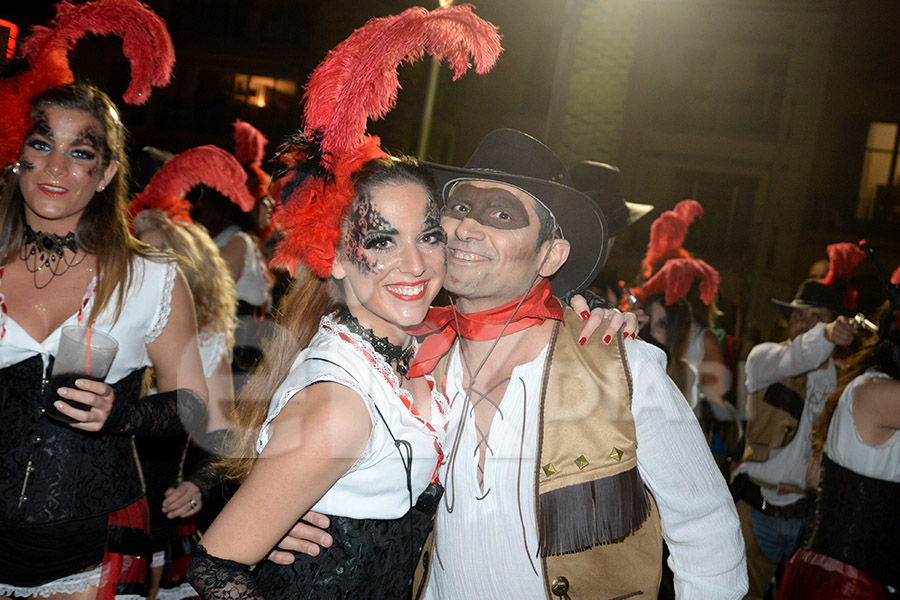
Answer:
[186,428,233,500]
[561,288,615,311]
[187,545,264,600]
[101,388,206,437]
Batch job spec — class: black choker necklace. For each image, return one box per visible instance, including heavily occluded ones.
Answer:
[21,224,85,289]
[336,308,416,378]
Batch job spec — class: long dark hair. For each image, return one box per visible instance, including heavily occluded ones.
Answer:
[223,156,437,481]
[0,83,153,323]
[811,301,900,457]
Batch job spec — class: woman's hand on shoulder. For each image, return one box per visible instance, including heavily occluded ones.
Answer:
[55,378,115,432]
[568,293,639,345]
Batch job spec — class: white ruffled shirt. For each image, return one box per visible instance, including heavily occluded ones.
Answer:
[259,314,450,519]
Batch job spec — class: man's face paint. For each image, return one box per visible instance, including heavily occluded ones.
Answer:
[443,183,531,230]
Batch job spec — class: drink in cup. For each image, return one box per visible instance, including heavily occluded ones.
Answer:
[43,325,118,424]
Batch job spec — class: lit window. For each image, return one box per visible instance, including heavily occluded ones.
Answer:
[856,122,899,220]
[232,74,297,109]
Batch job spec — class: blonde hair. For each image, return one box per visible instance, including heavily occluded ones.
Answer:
[132,209,238,346]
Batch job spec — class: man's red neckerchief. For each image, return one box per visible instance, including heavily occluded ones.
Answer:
[406,279,563,379]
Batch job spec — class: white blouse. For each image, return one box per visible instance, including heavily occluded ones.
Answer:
[0,256,176,382]
[214,225,269,307]
[259,314,450,519]
[826,370,900,482]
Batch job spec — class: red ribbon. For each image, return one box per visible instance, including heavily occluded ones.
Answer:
[406,279,563,378]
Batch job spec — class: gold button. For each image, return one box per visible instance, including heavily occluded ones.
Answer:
[550,575,569,596]
[542,463,557,477]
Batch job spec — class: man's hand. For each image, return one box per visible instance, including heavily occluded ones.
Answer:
[266,511,334,565]
[569,294,639,346]
[825,316,856,346]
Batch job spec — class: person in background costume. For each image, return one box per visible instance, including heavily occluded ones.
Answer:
[777,245,900,600]
[186,5,502,598]
[733,242,864,600]
[130,145,246,600]
[0,2,209,597]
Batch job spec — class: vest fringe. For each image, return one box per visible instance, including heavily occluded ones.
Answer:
[538,465,651,556]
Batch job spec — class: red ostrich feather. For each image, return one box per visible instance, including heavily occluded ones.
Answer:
[272,4,502,277]
[634,257,720,307]
[822,242,866,312]
[892,265,900,287]
[233,119,271,202]
[0,0,175,167]
[302,3,502,159]
[129,145,254,226]
[640,199,704,278]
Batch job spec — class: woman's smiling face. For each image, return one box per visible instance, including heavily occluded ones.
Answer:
[18,105,118,233]
[332,180,446,344]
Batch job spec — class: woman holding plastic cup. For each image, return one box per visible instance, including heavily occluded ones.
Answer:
[0,84,209,598]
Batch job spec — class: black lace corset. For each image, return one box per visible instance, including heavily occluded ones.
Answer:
[254,483,443,599]
[0,355,146,526]
[804,454,900,587]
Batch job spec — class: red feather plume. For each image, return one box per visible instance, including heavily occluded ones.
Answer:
[233,119,271,202]
[822,242,865,312]
[273,4,501,277]
[640,199,704,278]
[129,145,254,226]
[302,3,502,159]
[0,0,175,166]
[892,265,900,287]
[634,257,720,307]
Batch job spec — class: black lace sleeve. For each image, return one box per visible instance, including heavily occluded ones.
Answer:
[186,428,232,500]
[561,288,615,311]
[186,545,264,600]
[102,388,206,437]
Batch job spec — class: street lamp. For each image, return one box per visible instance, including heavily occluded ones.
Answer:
[416,0,455,159]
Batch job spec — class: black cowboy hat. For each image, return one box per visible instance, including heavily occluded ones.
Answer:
[568,161,654,238]
[771,278,843,319]
[422,129,608,295]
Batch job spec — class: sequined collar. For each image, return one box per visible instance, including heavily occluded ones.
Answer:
[334,308,416,378]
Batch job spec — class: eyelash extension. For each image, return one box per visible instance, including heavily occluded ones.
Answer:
[363,235,394,251]
[423,228,448,243]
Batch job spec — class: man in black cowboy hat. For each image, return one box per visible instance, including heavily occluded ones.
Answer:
[268,129,746,598]
[735,278,856,599]
[411,129,744,599]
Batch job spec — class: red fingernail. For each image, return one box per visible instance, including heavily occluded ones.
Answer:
[578,337,586,346]
[631,332,636,339]
[580,311,590,320]
[603,335,611,344]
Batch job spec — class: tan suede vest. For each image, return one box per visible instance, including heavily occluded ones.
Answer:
[414,308,662,599]
[742,341,809,463]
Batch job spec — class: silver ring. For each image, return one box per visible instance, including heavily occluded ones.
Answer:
[190,499,198,509]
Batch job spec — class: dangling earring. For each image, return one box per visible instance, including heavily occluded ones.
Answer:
[11,162,20,175]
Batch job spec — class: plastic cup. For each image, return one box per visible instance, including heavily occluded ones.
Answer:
[43,325,119,424]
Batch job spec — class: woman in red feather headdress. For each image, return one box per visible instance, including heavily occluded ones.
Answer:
[0,2,212,598]
[185,5,502,598]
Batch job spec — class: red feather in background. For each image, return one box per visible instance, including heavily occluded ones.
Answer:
[822,242,865,312]
[0,0,175,166]
[128,145,254,226]
[233,119,271,202]
[634,257,720,307]
[640,199,704,278]
[273,3,502,277]
[892,265,900,287]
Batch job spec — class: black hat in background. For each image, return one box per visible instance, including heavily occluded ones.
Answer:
[423,129,608,294]
[771,279,843,319]
[568,161,654,238]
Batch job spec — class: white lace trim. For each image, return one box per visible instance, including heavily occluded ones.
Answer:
[147,260,177,343]
[156,581,199,600]
[199,330,229,378]
[0,564,101,597]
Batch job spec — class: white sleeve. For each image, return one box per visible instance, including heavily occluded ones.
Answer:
[627,339,748,600]
[744,322,834,393]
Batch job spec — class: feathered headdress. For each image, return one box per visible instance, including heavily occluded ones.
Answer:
[272,4,502,277]
[859,240,900,315]
[633,257,720,307]
[0,0,175,167]
[128,145,254,226]
[640,199,704,278]
[233,119,271,204]
[821,242,866,313]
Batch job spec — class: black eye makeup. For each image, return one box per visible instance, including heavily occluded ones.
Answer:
[344,193,393,273]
